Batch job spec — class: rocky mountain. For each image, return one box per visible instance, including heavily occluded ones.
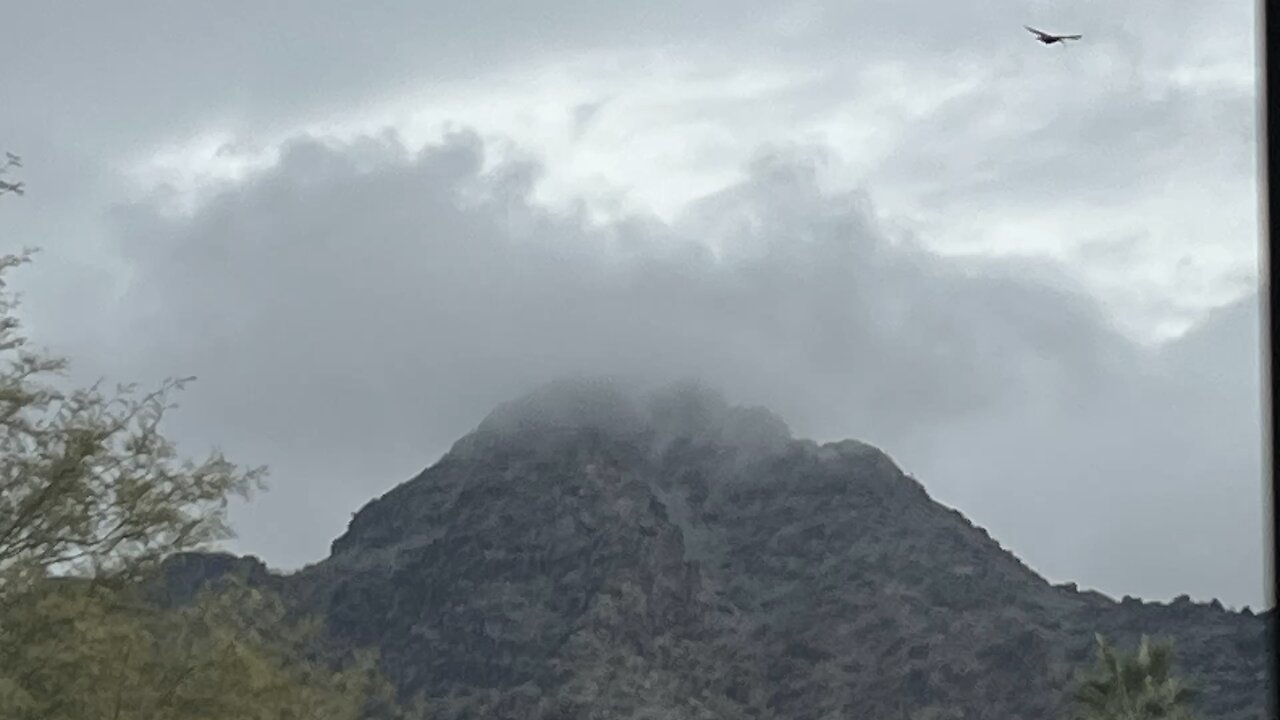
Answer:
[163,378,1270,719]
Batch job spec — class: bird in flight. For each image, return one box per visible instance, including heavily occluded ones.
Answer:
[1024,25,1082,46]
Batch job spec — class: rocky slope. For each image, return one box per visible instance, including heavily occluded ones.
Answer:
[167,378,1270,719]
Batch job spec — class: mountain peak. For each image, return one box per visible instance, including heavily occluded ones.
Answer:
[454,376,793,460]
[302,380,1264,719]
[468,376,650,444]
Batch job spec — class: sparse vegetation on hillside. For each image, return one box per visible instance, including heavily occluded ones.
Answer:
[1070,634,1198,720]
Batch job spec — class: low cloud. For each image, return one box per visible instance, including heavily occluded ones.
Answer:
[27,129,1258,608]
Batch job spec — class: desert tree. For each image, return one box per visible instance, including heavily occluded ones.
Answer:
[0,248,267,600]
[0,172,421,718]
[1070,633,1197,720]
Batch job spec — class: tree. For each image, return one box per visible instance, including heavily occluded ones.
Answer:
[0,181,423,717]
[0,159,258,599]
[0,152,22,196]
[0,249,267,602]
[0,573,406,720]
[1070,633,1197,720]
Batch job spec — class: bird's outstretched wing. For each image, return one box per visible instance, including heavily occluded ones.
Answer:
[1061,34,1082,40]
[1024,25,1051,39]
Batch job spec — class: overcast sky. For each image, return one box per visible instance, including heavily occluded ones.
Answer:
[0,1,1265,609]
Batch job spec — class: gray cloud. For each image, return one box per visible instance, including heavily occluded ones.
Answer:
[0,0,1261,612]
[899,290,1264,609]
[2,0,1251,164]
[2,0,1254,340]
[28,129,1260,608]
[2,1,771,154]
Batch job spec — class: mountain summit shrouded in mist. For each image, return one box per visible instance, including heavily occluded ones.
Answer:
[158,378,1267,720]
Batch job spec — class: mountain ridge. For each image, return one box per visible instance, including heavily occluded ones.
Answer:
[161,378,1268,719]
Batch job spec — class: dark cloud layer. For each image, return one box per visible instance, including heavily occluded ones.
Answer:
[37,130,1262,608]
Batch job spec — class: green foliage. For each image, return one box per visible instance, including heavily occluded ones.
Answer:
[1070,633,1197,720]
[0,576,400,720]
[0,238,422,718]
[0,251,268,601]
